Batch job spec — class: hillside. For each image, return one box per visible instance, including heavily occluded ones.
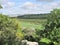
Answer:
[17,13,50,19]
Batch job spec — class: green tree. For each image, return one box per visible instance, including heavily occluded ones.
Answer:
[0,14,23,45]
[36,9,60,45]
[45,9,60,45]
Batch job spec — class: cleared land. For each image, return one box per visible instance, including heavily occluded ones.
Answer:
[19,19,47,30]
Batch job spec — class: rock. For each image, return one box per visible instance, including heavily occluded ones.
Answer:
[21,40,38,45]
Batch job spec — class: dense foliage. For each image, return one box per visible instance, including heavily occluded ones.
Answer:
[35,9,60,45]
[0,14,24,45]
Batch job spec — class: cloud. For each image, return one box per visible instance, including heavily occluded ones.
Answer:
[0,0,60,16]
[19,1,60,15]
[20,2,45,14]
[20,2,60,11]
[7,2,15,7]
[48,2,60,9]
[0,0,15,8]
[21,2,38,10]
[36,0,54,2]
[0,0,8,4]
[2,2,15,8]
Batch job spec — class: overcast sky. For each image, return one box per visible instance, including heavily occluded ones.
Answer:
[0,0,60,16]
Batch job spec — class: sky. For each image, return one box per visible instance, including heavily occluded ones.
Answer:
[0,0,60,16]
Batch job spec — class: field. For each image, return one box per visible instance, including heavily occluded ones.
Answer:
[0,9,60,45]
[19,19,47,30]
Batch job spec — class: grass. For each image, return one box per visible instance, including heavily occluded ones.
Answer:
[40,38,51,44]
[19,19,47,24]
[18,19,47,30]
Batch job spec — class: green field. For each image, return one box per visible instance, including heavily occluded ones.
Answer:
[19,19,47,30]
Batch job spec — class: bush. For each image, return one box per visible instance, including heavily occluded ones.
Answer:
[0,14,23,45]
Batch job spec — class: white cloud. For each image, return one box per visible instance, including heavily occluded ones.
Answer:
[0,0,8,4]
[7,2,15,7]
[19,2,44,14]
[45,2,60,10]
[2,2,15,8]
[0,0,15,8]
[21,2,38,10]
[20,1,60,14]
[20,2,56,13]
[0,1,60,16]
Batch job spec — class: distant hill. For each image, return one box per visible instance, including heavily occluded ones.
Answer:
[17,13,50,19]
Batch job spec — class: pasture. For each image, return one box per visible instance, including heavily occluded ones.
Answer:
[19,19,47,30]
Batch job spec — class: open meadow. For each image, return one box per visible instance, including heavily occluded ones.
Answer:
[19,19,47,30]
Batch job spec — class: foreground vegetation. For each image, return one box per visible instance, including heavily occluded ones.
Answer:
[0,8,60,45]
